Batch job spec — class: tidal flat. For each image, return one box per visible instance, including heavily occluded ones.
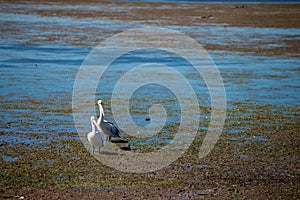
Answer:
[0,1,299,199]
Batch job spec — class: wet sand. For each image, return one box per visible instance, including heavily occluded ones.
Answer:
[1,1,300,56]
[0,1,299,199]
[3,0,300,28]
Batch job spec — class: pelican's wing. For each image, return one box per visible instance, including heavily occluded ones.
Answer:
[107,122,120,138]
[111,125,120,137]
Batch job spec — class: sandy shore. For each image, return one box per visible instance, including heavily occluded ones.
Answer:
[2,1,300,28]
[0,1,299,199]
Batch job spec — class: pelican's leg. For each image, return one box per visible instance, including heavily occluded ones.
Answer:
[103,135,107,145]
[92,146,94,154]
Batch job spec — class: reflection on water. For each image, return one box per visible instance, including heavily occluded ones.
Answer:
[0,2,299,151]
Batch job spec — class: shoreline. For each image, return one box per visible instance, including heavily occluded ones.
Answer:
[1,1,300,28]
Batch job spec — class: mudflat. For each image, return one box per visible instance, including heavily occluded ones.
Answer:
[0,1,299,199]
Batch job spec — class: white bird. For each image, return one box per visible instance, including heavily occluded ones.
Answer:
[87,116,104,154]
[96,99,120,144]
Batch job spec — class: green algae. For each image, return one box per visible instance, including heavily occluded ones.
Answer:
[1,102,299,192]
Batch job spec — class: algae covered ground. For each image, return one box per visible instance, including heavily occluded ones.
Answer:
[1,103,299,199]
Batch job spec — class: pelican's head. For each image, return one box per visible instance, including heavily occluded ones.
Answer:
[97,99,102,105]
[90,116,95,123]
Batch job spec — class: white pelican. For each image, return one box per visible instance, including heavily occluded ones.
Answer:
[96,99,120,143]
[87,116,104,154]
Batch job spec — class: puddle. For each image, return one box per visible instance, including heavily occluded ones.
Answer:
[230,136,269,142]
[2,155,18,162]
[35,160,55,168]
[170,25,300,46]
[195,163,209,168]
[0,134,49,146]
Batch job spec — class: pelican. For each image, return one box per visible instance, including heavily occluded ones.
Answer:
[96,99,120,143]
[87,116,104,154]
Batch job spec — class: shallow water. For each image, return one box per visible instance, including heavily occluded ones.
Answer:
[0,2,299,153]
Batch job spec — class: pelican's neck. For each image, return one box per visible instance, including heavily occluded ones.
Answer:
[97,104,104,125]
[91,121,95,133]
[93,118,102,133]
[101,104,105,116]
